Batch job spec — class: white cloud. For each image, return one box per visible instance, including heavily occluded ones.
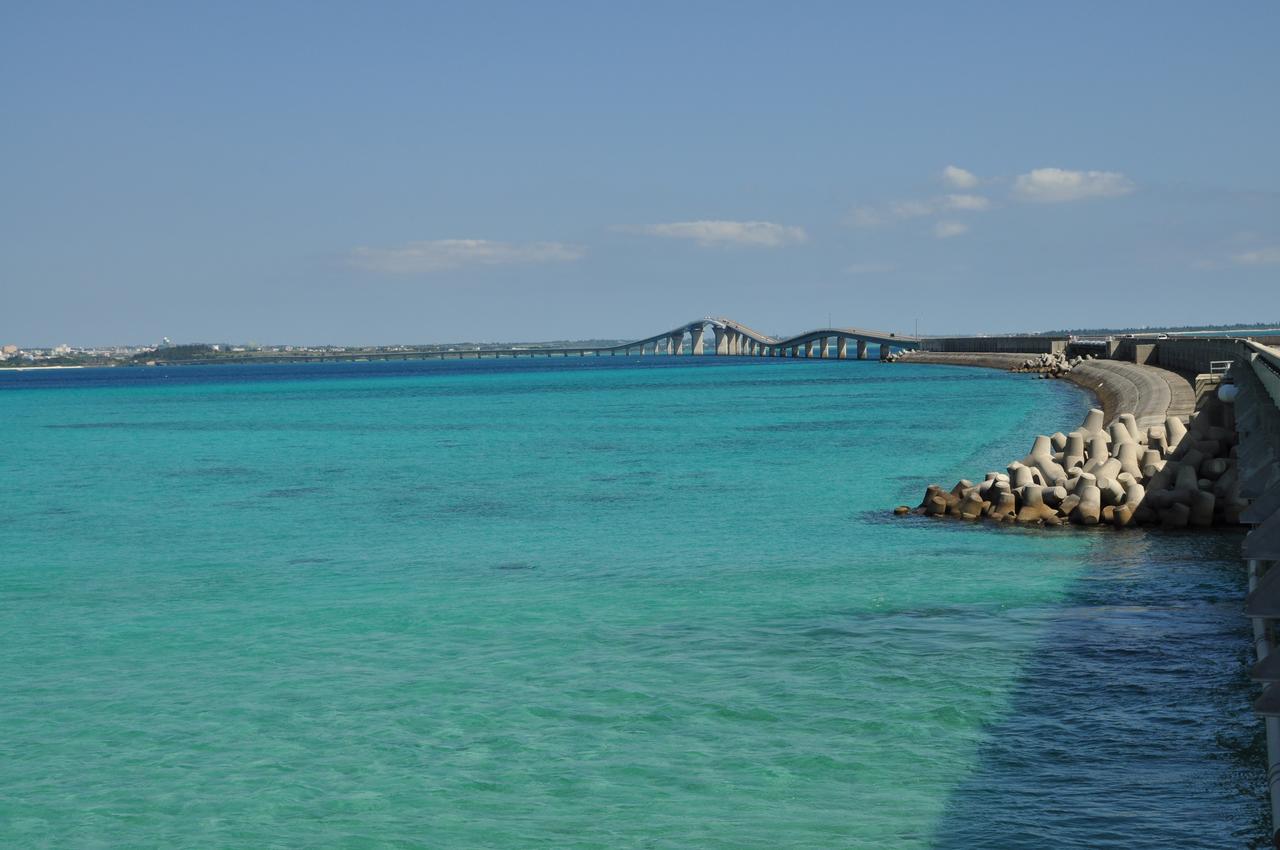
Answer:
[850,194,991,227]
[628,220,808,247]
[1012,168,1135,203]
[934,221,969,239]
[1232,246,1280,266]
[945,194,990,211]
[350,239,585,274]
[942,165,979,189]
[844,261,896,275]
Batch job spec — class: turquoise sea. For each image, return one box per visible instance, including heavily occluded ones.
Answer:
[0,357,1265,848]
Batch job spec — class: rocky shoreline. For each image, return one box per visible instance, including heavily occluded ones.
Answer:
[891,351,1241,529]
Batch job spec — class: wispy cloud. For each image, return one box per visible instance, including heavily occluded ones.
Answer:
[850,194,990,227]
[944,194,990,211]
[625,220,808,247]
[350,239,586,274]
[934,221,969,239]
[942,165,979,189]
[844,261,896,275]
[1012,168,1135,203]
[1232,246,1280,266]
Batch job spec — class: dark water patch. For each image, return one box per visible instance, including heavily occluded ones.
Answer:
[287,556,334,565]
[746,419,859,433]
[167,465,257,479]
[439,499,512,518]
[586,471,655,483]
[931,530,1266,849]
[263,486,328,499]
[570,491,645,506]
[492,562,537,571]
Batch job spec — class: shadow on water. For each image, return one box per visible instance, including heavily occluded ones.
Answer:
[928,529,1269,850]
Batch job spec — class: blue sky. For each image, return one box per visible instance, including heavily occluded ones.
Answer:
[2,2,1277,346]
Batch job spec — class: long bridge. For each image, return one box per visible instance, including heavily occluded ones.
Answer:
[596,317,918,359]
[182,317,921,365]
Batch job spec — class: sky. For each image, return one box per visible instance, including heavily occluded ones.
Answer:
[2,2,1278,347]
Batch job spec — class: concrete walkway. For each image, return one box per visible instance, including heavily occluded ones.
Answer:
[1067,360,1196,427]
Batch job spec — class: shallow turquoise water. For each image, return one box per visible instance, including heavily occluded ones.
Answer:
[0,357,1264,848]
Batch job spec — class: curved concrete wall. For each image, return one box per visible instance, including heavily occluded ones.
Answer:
[921,336,1068,354]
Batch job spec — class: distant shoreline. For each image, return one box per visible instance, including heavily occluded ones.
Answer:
[1,364,89,371]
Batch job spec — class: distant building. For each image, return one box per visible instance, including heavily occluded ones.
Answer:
[2,344,17,355]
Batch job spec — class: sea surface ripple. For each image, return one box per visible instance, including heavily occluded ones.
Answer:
[0,357,1264,848]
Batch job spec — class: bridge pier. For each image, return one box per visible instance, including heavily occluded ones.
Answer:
[837,338,848,359]
[819,337,829,359]
[857,339,868,360]
[690,324,704,355]
[669,333,682,355]
[713,326,726,355]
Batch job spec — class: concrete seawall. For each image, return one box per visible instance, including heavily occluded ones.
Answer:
[919,336,1067,355]
[897,351,1194,425]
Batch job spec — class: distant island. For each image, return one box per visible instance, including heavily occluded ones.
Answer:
[0,339,631,368]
